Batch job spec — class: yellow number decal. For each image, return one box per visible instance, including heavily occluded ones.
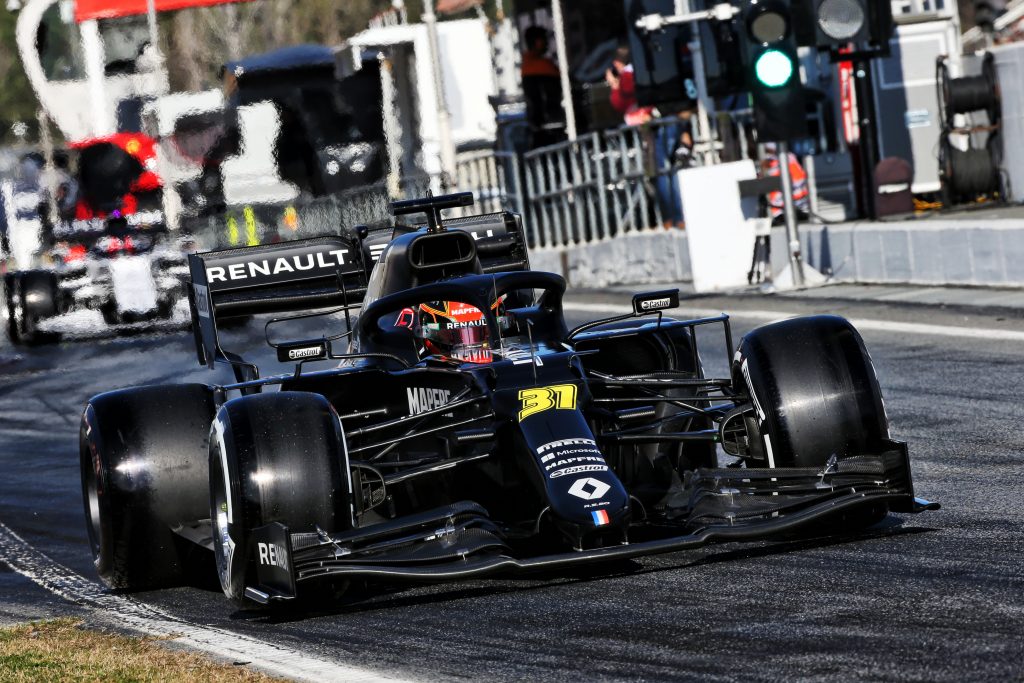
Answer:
[518,384,577,421]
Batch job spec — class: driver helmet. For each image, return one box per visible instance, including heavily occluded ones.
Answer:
[414,297,506,363]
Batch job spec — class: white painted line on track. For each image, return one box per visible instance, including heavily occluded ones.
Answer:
[0,520,412,683]
[564,302,1024,343]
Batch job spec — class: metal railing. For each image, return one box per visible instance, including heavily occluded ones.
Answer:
[179,113,761,253]
[523,133,608,248]
[453,149,522,215]
[522,118,703,249]
[601,122,665,236]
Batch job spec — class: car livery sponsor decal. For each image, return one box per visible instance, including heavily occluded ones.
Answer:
[632,289,680,315]
[550,464,608,478]
[591,509,610,526]
[193,284,211,318]
[536,438,609,479]
[407,387,452,416]
[276,340,328,363]
[288,346,323,360]
[503,346,544,366]
[257,541,289,571]
[641,297,671,310]
[518,384,576,421]
[567,477,610,500]
[206,248,350,284]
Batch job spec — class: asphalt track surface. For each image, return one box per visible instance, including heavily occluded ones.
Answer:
[1,290,1022,681]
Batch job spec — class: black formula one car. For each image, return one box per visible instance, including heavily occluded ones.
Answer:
[80,193,938,606]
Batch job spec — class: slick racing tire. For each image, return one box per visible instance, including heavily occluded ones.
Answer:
[80,384,217,589]
[6,271,60,346]
[734,315,889,469]
[210,392,352,604]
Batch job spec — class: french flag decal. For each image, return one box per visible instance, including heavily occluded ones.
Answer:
[591,509,610,526]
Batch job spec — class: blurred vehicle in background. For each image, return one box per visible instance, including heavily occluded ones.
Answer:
[145,45,389,245]
[221,45,386,203]
[3,136,189,345]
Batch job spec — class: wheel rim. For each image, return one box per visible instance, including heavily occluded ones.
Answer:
[82,446,102,559]
[210,439,235,592]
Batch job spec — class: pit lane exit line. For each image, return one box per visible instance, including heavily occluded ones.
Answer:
[564,302,1024,343]
[0,520,412,683]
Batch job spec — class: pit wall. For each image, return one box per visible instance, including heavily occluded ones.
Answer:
[529,220,1024,289]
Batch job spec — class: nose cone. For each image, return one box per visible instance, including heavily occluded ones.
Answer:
[518,407,631,548]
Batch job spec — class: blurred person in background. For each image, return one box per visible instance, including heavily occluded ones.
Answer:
[0,179,8,258]
[763,142,809,223]
[607,45,689,229]
[521,26,566,149]
[649,108,692,230]
[605,44,653,127]
[52,151,79,222]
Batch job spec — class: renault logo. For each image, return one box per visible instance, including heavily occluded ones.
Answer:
[567,478,610,500]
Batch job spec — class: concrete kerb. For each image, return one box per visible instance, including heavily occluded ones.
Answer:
[532,219,1024,289]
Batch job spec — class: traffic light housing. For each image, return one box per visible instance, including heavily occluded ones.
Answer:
[740,0,807,142]
[698,14,747,97]
[791,0,894,50]
[624,0,698,108]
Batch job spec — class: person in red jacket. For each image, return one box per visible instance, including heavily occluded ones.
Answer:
[605,45,654,126]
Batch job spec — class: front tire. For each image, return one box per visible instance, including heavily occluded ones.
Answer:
[210,392,352,603]
[80,384,216,589]
[734,315,889,469]
[5,271,60,345]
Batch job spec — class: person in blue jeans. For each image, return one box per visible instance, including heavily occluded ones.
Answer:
[651,111,692,229]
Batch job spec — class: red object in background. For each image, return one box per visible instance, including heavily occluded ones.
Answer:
[64,244,88,263]
[71,133,160,191]
[436,0,481,14]
[838,49,859,145]
[103,236,136,254]
[75,0,253,23]
[70,133,161,220]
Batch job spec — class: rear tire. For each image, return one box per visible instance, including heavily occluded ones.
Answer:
[210,392,352,603]
[80,384,217,589]
[734,315,889,469]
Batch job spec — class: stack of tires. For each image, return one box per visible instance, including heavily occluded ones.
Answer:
[937,53,1004,208]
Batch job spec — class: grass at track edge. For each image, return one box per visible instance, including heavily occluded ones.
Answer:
[0,618,282,682]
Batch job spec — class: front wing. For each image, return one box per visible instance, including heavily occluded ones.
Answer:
[243,442,939,605]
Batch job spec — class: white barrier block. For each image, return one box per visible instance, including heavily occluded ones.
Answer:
[680,160,757,292]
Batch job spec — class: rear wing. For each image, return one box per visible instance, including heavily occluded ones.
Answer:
[188,234,366,369]
[188,198,530,372]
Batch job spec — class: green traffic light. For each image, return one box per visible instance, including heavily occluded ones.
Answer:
[754,49,794,88]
